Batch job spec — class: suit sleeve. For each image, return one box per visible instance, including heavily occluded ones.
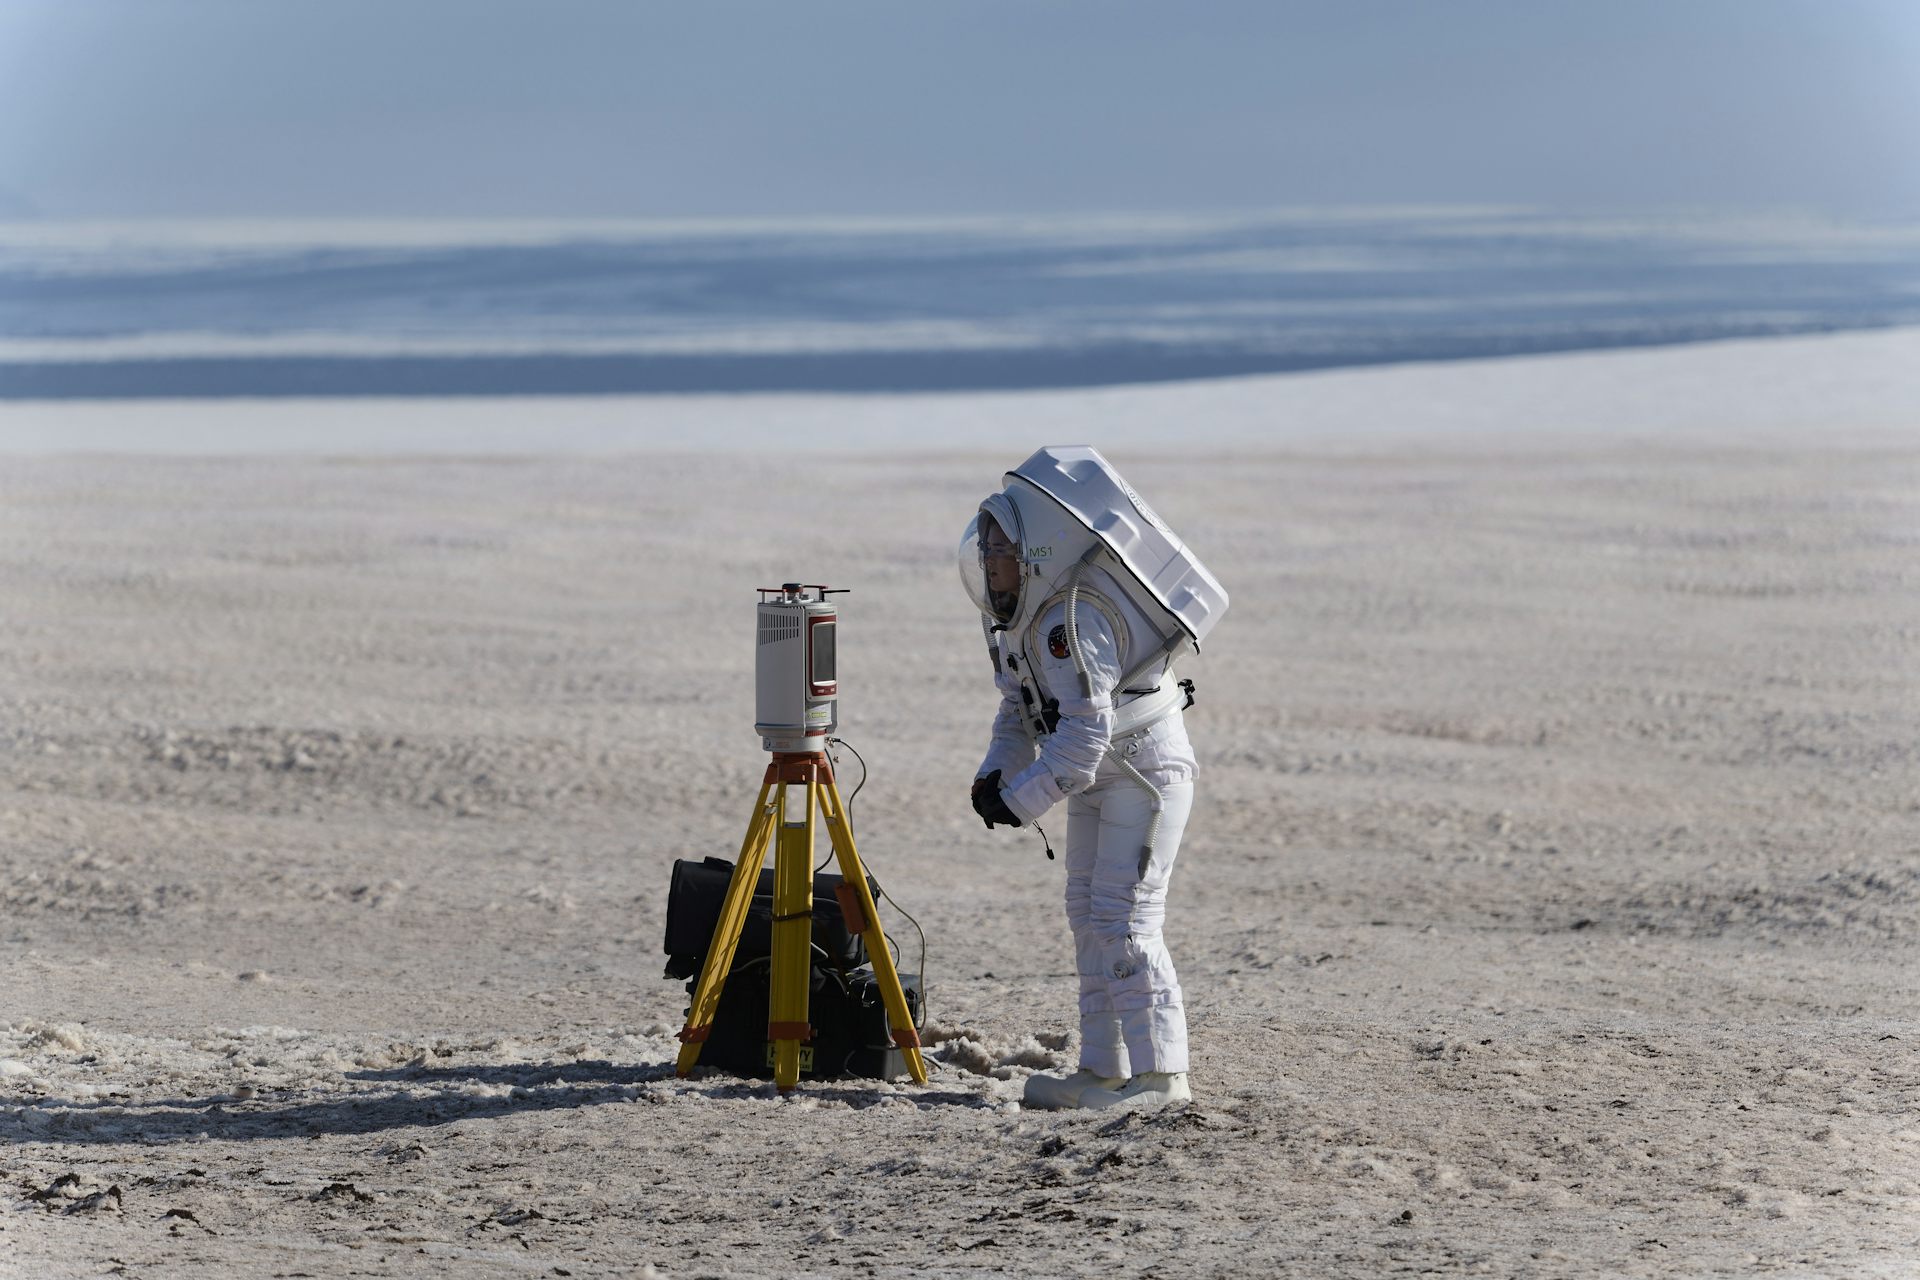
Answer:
[1000,604,1118,823]
[977,663,1037,781]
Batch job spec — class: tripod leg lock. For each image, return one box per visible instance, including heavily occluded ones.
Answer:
[767,1021,814,1042]
[833,883,869,936]
[891,1027,921,1049]
[676,1025,711,1045]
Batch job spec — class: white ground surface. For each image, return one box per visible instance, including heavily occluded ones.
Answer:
[2,332,1918,1278]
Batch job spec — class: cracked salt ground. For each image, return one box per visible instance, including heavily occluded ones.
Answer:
[5,338,1920,1276]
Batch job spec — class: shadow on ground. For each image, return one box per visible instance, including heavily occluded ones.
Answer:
[2,1060,991,1145]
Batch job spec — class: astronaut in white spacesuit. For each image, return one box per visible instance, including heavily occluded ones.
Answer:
[960,447,1228,1110]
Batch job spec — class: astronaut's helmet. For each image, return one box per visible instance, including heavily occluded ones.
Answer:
[958,505,1024,624]
[963,446,1230,653]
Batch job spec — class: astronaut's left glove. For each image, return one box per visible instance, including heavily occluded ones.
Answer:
[971,769,1023,829]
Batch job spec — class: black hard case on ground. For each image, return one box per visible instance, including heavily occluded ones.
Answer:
[663,855,917,1081]
[683,960,921,1081]
[662,854,868,979]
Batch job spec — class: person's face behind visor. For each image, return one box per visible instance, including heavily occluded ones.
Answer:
[980,513,1021,623]
[981,515,1020,594]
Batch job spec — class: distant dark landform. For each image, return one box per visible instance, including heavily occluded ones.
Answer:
[0,323,1890,399]
[3,210,1917,398]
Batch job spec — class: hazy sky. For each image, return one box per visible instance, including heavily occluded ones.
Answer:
[1,0,1916,220]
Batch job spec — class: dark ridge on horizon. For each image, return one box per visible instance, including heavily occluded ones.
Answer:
[0,320,1887,401]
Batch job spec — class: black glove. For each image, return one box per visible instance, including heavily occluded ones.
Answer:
[971,769,1023,829]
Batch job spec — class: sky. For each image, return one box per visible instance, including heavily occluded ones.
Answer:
[0,0,1916,221]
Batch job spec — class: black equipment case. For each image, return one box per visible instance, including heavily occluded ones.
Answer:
[663,856,920,1081]
[662,855,868,979]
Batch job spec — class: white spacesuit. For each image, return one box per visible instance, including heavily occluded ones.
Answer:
[959,447,1228,1110]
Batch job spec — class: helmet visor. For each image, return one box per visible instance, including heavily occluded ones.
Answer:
[958,510,1022,623]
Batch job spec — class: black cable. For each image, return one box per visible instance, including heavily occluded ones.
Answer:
[818,736,930,1028]
[819,737,868,872]
[870,875,930,1030]
[834,737,869,809]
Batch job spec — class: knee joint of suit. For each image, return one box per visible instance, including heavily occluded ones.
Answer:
[1088,881,1152,934]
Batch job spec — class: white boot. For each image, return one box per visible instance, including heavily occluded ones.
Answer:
[1078,1071,1190,1109]
[1022,1068,1127,1110]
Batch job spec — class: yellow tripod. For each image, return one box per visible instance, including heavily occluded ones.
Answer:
[675,751,928,1091]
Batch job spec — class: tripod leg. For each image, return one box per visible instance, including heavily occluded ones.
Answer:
[820,777,929,1085]
[676,779,778,1078]
[767,772,819,1091]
